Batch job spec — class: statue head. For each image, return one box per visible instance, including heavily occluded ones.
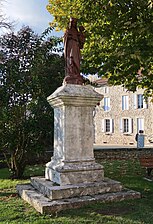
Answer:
[69,17,77,29]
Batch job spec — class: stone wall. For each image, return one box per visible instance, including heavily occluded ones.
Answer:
[94,148,153,161]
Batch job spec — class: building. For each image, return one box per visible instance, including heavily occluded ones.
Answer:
[94,79,153,147]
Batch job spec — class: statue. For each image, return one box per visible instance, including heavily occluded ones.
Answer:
[63,18,85,85]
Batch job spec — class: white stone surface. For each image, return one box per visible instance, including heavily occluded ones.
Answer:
[45,84,104,185]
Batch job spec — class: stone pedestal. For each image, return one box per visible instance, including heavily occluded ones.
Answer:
[16,84,141,214]
[45,84,104,185]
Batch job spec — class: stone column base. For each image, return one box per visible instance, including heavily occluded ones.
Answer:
[45,158,104,185]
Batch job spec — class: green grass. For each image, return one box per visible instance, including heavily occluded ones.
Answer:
[0,160,153,223]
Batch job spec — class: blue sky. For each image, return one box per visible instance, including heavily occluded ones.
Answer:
[2,0,63,36]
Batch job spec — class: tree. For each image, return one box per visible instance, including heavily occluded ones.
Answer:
[47,0,153,96]
[0,26,65,178]
[0,0,12,30]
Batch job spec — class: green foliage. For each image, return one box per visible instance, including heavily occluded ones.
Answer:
[47,0,153,96]
[0,26,65,179]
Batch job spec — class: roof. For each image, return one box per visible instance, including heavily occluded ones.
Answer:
[93,78,108,87]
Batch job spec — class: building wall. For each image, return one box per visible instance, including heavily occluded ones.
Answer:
[94,85,153,146]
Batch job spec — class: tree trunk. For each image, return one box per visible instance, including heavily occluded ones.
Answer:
[10,153,26,179]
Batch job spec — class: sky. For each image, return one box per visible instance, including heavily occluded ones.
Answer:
[2,0,63,36]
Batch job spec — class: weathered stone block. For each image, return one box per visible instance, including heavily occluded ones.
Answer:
[45,84,104,185]
[16,183,141,214]
[31,177,123,200]
[16,84,141,214]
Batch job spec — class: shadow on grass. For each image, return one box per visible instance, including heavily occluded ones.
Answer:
[0,165,45,180]
[0,168,10,179]
[0,191,17,197]
[50,200,142,224]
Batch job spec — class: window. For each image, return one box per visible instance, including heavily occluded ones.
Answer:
[105,119,110,132]
[120,118,133,134]
[137,118,144,132]
[104,97,110,111]
[137,94,143,109]
[102,119,113,133]
[134,94,148,109]
[122,95,129,110]
[104,87,109,94]
[123,119,129,133]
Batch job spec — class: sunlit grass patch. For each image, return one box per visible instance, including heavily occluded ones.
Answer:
[0,160,153,223]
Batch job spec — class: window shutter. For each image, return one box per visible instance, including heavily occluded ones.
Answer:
[126,96,129,110]
[133,94,137,109]
[137,118,140,132]
[107,98,110,110]
[104,97,110,111]
[122,96,129,110]
[110,119,114,133]
[120,118,123,133]
[141,118,144,131]
[143,98,148,109]
[122,96,124,110]
[128,118,133,134]
[138,118,144,132]
[104,98,106,111]
[102,119,105,132]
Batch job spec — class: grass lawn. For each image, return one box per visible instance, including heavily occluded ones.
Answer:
[0,160,153,224]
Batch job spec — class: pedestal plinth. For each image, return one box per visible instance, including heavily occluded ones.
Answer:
[17,84,141,214]
[45,84,104,185]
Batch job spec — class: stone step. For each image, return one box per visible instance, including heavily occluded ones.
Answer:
[16,183,141,214]
[30,177,123,200]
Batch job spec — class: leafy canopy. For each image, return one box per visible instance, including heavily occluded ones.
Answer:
[47,0,153,96]
[0,26,64,178]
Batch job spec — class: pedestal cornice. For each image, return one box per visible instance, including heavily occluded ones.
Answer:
[47,84,103,108]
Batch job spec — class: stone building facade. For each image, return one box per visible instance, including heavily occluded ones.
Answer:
[94,80,153,147]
